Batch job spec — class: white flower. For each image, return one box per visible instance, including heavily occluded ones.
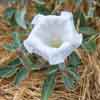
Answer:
[24,11,83,65]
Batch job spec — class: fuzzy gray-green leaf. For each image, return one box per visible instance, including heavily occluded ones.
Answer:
[63,75,75,90]
[15,8,27,29]
[14,67,29,85]
[42,73,56,100]
[0,67,17,78]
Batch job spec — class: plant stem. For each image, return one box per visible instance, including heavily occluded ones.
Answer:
[58,63,66,72]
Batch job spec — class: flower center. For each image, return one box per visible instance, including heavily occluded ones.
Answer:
[50,37,62,48]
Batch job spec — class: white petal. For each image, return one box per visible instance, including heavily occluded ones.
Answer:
[61,11,73,18]
[24,35,49,60]
[31,14,44,25]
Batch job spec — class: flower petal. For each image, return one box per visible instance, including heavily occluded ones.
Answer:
[31,14,44,25]
[61,11,73,18]
[24,35,50,60]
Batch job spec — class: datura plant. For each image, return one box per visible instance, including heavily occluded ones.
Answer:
[24,11,82,65]
[0,0,99,100]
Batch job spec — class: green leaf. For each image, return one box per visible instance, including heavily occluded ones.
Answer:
[4,8,16,20]
[4,44,16,52]
[67,68,80,81]
[15,8,27,29]
[74,10,86,27]
[42,73,56,100]
[8,58,21,66]
[14,67,29,85]
[0,67,17,78]
[12,32,21,47]
[59,63,80,90]
[8,0,17,3]
[80,27,97,36]
[0,59,21,78]
[34,0,45,5]
[68,52,81,67]
[48,65,58,75]
[75,0,82,6]
[88,7,95,17]
[36,4,51,15]
[58,63,66,72]
[82,37,97,53]
[61,64,80,90]
[63,75,75,90]
[4,32,22,51]
[20,53,37,70]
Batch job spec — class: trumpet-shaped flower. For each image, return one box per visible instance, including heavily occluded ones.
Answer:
[24,11,83,65]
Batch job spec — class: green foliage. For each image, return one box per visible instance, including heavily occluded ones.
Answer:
[47,65,58,75]
[74,10,86,27]
[68,52,82,67]
[8,58,21,66]
[64,69,80,89]
[80,27,97,36]
[4,44,16,52]
[4,8,16,20]
[12,32,21,47]
[66,67,80,81]
[42,72,56,100]
[19,53,37,70]
[14,67,29,85]
[15,8,27,29]
[4,7,17,26]
[0,67,17,78]
[34,0,45,5]
[35,3,51,15]
[8,0,17,4]
[82,35,97,53]
[59,61,80,90]
[4,32,22,52]
[75,0,82,5]
[63,74,75,89]
[0,58,20,81]
[4,0,27,29]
